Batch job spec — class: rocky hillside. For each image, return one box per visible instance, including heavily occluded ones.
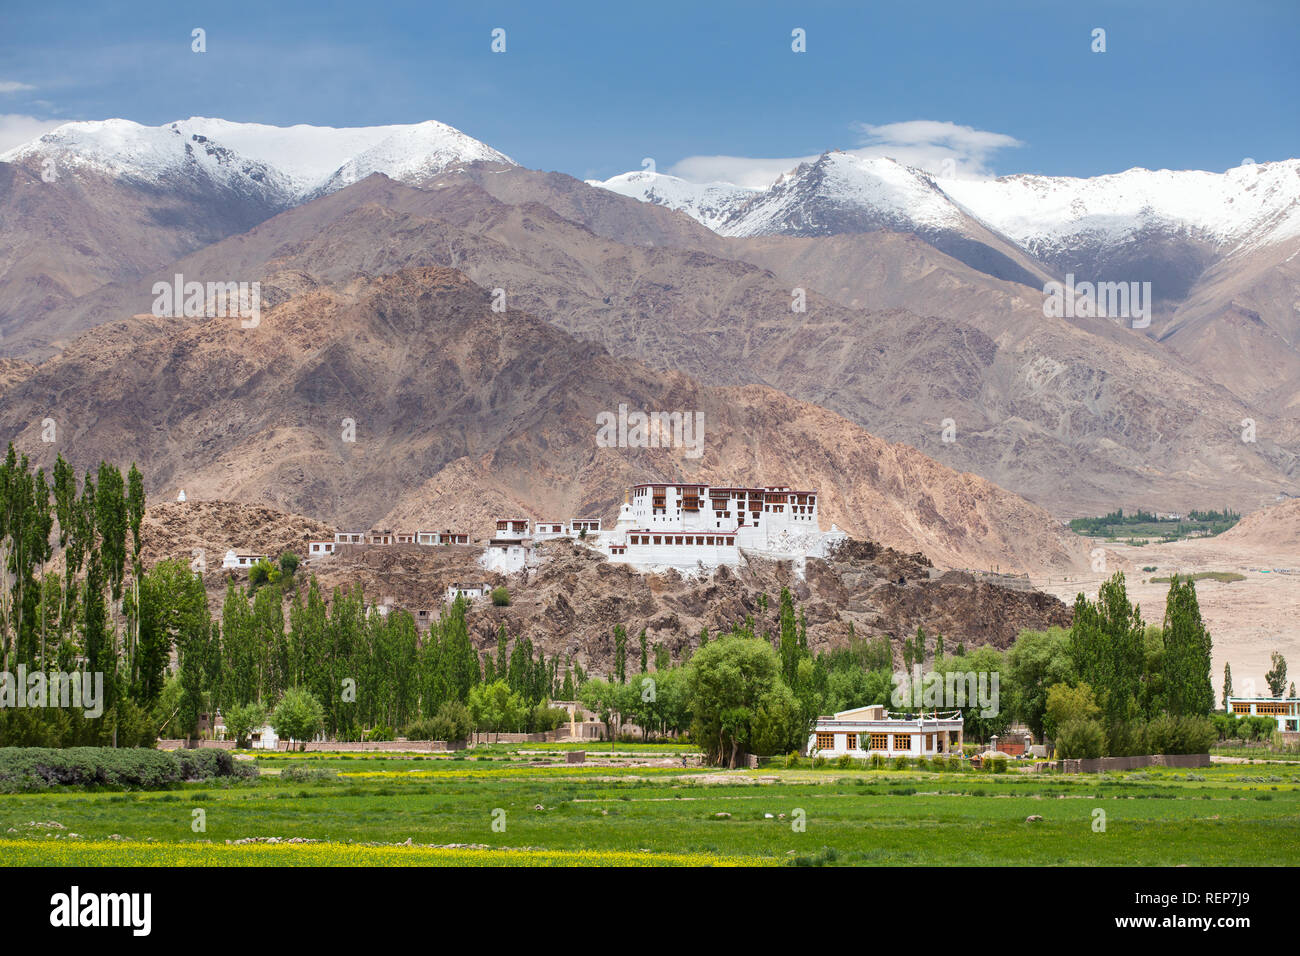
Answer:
[0,266,1088,574]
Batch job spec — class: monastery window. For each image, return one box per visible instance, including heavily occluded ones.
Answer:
[815,733,835,750]
[1257,702,1287,715]
[845,733,857,750]
[653,536,662,545]
[869,733,889,750]
[893,734,912,751]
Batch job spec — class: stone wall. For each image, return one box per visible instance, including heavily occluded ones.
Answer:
[1057,753,1211,773]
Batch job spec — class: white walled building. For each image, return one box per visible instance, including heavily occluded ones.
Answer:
[1228,697,1300,733]
[494,518,530,540]
[479,537,537,575]
[807,705,965,758]
[445,582,488,603]
[600,482,847,576]
[222,550,267,570]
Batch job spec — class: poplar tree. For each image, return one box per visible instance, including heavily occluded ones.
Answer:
[1161,575,1213,716]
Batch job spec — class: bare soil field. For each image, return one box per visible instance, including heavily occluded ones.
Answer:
[1032,503,1299,689]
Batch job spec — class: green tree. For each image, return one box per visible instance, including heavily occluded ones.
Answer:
[1265,651,1288,698]
[1006,627,1074,737]
[224,701,267,748]
[686,635,804,767]
[1044,682,1101,742]
[1070,572,1145,724]
[1222,662,1233,709]
[1161,575,1213,716]
[271,687,325,750]
[613,624,627,684]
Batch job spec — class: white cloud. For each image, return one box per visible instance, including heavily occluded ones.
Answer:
[0,114,65,153]
[0,81,36,94]
[852,120,1024,179]
[666,119,1024,187]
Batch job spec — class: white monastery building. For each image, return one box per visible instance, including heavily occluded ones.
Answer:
[600,483,846,576]
[807,705,965,758]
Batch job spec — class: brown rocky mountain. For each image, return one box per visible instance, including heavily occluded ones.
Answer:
[19,170,1289,517]
[0,155,288,352]
[0,265,1086,574]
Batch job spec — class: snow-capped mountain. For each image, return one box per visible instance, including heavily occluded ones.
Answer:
[720,152,968,238]
[0,117,515,202]
[939,160,1300,257]
[590,152,1300,276]
[586,170,758,232]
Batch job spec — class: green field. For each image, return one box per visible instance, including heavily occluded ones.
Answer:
[3,750,1299,866]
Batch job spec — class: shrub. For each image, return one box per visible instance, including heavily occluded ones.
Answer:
[1144,715,1216,755]
[836,753,854,769]
[280,765,337,783]
[870,753,886,769]
[1055,719,1107,759]
[431,701,474,742]
[892,755,909,770]
[985,755,1008,773]
[279,552,300,577]
[783,751,802,769]
[0,747,255,792]
[946,754,964,772]
[491,586,511,607]
[365,725,394,742]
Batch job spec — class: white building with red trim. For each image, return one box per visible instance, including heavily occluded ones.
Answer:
[600,482,846,575]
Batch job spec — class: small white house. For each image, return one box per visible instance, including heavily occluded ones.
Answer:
[222,550,267,570]
[334,532,366,545]
[479,538,537,575]
[307,540,336,556]
[807,705,965,758]
[445,582,488,603]
[533,521,569,540]
[493,518,531,540]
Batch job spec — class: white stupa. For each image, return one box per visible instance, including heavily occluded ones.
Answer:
[176,489,187,503]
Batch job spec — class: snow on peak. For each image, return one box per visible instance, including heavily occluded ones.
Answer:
[589,151,969,238]
[715,151,967,237]
[0,116,516,201]
[313,120,514,195]
[938,160,1300,253]
[586,170,757,231]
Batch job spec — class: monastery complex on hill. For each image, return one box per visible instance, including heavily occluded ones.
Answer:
[222,481,847,580]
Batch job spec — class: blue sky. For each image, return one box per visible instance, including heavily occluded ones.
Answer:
[2,0,1297,181]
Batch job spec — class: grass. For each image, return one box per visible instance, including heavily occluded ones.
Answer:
[3,753,1298,866]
